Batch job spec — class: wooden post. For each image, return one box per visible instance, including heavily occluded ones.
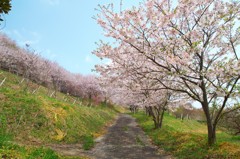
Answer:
[0,77,6,87]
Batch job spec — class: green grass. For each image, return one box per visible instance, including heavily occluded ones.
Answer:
[123,126,129,131]
[26,147,59,159]
[0,140,86,159]
[0,133,63,159]
[81,135,95,150]
[0,69,119,158]
[133,112,240,159]
[136,135,145,146]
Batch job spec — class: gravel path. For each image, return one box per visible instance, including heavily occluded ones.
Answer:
[86,114,173,159]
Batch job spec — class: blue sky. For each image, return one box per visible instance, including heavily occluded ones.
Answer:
[1,0,138,75]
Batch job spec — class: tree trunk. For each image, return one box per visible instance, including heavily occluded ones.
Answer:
[151,106,165,129]
[159,108,165,128]
[202,102,216,146]
[148,107,158,129]
[145,106,151,116]
[103,97,107,106]
[206,121,216,146]
[88,94,92,106]
[153,115,161,129]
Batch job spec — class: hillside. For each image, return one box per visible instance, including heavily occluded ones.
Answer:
[0,69,121,158]
[133,112,240,159]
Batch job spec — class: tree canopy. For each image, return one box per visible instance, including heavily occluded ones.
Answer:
[0,0,11,22]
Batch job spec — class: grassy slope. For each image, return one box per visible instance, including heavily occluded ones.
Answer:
[0,70,121,158]
[133,112,240,159]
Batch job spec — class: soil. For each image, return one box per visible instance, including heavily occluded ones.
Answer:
[50,114,173,159]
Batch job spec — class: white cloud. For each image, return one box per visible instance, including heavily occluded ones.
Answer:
[104,59,112,65]
[42,0,60,6]
[85,55,93,63]
[3,29,58,60]
[44,49,57,60]
[4,29,41,47]
[12,29,23,39]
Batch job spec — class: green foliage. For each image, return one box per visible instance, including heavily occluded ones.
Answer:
[0,133,11,148]
[0,0,11,14]
[0,140,60,159]
[0,114,12,149]
[27,147,59,159]
[0,0,11,22]
[136,135,145,146]
[123,126,128,131]
[82,135,94,150]
[133,112,240,159]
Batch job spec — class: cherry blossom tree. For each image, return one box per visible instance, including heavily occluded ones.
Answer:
[0,34,103,103]
[82,75,102,106]
[94,51,174,128]
[94,0,240,146]
[97,79,118,106]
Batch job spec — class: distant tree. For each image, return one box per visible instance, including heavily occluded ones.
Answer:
[0,33,103,103]
[146,91,171,129]
[83,75,101,106]
[0,0,12,24]
[129,105,137,113]
[173,103,193,120]
[220,108,240,135]
[189,108,205,121]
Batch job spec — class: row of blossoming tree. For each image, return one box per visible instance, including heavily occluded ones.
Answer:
[93,0,240,146]
[0,33,102,104]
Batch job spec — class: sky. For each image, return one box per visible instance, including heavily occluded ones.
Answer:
[1,0,138,75]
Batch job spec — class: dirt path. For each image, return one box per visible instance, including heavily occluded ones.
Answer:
[49,114,173,158]
[85,114,173,159]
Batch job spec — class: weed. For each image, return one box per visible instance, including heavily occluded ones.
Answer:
[27,147,59,159]
[123,126,128,131]
[82,135,94,150]
[136,136,145,146]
